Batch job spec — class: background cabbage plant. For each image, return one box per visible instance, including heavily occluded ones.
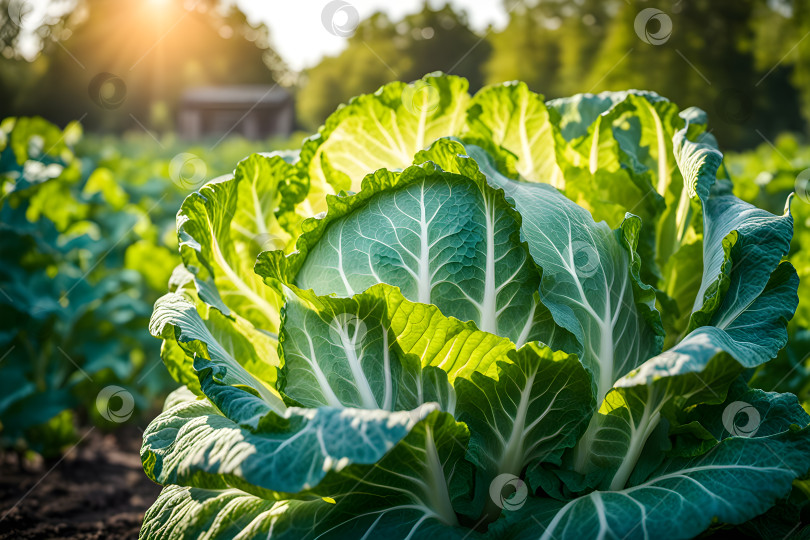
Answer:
[141,73,809,539]
[0,117,180,455]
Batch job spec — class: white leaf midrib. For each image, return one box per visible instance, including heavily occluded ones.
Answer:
[534,215,619,402]
[479,193,498,335]
[334,318,378,410]
[417,183,432,305]
[204,214,279,329]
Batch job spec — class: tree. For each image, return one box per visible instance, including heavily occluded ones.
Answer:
[484,6,561,95]
[0,0,71,116]
[4,0,290,132]
[485,0,806,149]
[751,0,810,138]
[591,0,800,148]
[297,2,490,130]
[484,0,611,99]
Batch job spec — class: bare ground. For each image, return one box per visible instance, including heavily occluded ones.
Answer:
[0,427,159,539]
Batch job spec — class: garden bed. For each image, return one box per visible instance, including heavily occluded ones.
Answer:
[0,427,156,539]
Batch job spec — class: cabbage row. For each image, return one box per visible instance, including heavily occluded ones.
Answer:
[0,117,179,455]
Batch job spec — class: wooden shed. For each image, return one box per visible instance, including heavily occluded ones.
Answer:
[178,85,294,140]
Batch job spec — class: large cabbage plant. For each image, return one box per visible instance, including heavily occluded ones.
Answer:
[141,74,809,539]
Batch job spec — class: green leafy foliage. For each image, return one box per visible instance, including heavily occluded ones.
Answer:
[725,134,810,402]
[0,117,303,457]
[141,74,809,539]
[0,117,180,455]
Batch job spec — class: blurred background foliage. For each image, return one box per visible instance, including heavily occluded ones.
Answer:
[297,5,491,129]
[2,0,810,149]
[0,116,296,457]
[1,0,809,457]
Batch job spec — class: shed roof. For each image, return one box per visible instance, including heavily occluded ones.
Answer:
[181,85,291,106]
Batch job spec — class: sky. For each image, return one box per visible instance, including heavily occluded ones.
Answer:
[232,0,508,70]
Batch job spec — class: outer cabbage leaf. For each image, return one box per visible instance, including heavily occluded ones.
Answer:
[149,292,286,420]
[678,129,794,335]
[576,127,798,492]
[466,145,663,405]
[300,73,470,195]
[624,261,800,390]
[455,342,594,520]
[141,391,441,498]
[258,160,566,346]
[274,281,518,411]
[466,81,563,187]
[583,259,800,491]
[495,386,810,540]
[141,409,476,540]
[177,153,302,333]
[140,385,478,539]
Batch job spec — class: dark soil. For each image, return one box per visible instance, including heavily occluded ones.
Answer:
[0,427,159,539]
